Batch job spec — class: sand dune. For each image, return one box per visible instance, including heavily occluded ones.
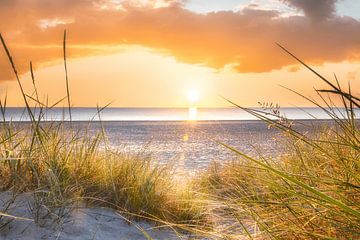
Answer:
[0,192,180,240]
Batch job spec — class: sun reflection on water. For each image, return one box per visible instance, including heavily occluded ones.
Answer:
[188,107,198,121]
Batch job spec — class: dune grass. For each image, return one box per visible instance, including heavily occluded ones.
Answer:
[0,121,208,225]
[197,45,360,239]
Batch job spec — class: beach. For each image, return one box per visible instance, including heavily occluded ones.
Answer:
[1,1,359,238]
[1,113,358,239]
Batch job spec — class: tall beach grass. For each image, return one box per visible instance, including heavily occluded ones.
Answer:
[197,44,360,239]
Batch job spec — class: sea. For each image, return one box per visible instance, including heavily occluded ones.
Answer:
[3,107,357,172]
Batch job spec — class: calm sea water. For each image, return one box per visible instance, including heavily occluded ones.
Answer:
[5,107,357,172]
[2,107,355,121]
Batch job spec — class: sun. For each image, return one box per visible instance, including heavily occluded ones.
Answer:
[186,89,200,104]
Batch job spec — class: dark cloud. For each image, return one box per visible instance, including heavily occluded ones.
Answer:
[0,0,359,81]
[282,0,338,20]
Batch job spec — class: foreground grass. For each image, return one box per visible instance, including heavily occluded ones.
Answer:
[198,127,360,239]
[0,122,210,228]
[196,46,360,239]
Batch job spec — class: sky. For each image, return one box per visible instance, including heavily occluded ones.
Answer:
[0,0,359,108]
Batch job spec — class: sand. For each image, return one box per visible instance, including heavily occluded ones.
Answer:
[0,192,183,240]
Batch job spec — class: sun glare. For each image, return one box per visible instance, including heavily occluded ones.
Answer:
[187,89,199,121]
[186,89,200,104]
[188,107,198,121]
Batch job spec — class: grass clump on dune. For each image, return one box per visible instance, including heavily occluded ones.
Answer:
[0,122,207,225]
[197,45,360,239]
[199,130,359,239]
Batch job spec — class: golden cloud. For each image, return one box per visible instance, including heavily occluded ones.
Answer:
[0,0,359,81]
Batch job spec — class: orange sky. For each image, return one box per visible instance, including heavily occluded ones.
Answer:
[0,0,359,107]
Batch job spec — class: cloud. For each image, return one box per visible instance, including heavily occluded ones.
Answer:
[0,0,360,81]
[237,0,301,18]
[282,0,338,20]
